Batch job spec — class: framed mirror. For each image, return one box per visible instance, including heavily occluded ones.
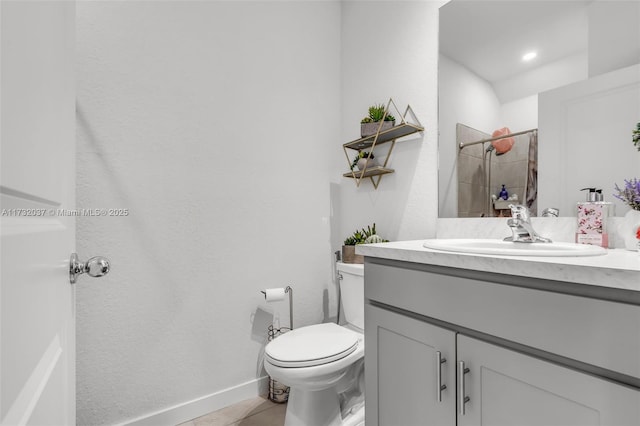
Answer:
[438,0,640,218]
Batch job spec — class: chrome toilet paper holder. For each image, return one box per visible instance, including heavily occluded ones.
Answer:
[261,285,293,331]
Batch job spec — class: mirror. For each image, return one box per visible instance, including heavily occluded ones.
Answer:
[438,0,640,218]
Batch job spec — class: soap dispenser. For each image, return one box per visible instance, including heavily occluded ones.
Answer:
[576,188,614,248]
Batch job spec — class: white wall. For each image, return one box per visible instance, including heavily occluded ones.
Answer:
[77,1,442,424]
[76,2,341,424]
[588,0,640,77]
[337,1,442,244]
[500,95,538,133]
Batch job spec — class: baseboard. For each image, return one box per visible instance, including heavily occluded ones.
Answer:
[120,376,269,426]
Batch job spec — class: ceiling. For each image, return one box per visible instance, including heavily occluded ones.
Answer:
[439,0,591,84]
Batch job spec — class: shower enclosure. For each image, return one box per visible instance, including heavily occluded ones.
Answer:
[456,123,538,217]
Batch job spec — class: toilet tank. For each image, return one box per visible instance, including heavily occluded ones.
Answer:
[337,261,364,330]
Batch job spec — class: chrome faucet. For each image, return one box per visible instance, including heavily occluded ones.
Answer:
[504,204,552,243]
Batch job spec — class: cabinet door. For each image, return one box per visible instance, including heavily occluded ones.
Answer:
[365,304,456,426]
[457,335,640,426]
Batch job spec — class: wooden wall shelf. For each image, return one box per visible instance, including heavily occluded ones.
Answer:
[343,98,423,189]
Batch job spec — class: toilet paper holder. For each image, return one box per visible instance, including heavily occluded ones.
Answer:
[261,286,294,404]
[261,286,293,331]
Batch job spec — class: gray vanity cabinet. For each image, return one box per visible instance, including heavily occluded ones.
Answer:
[364,259,640,426]
[365,304,456,426]
[458,335,639,426]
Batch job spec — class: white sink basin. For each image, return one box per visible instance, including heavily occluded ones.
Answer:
[422,239,607,257]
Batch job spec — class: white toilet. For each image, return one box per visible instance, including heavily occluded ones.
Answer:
[264,261,365,426]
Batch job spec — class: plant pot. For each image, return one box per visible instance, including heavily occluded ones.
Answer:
[618,209,640,250]
[361,120,395,137]
[356,157,377,171]
[342,245,364,264]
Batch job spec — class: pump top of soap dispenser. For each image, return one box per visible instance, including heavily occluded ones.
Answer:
[581,187,599,202]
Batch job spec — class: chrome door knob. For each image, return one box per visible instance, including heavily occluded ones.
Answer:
[69,253,110,284]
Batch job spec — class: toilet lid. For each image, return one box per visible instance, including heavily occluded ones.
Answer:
[265,323,359,368]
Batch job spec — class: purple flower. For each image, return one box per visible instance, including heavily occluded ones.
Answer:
[614,178,640,211]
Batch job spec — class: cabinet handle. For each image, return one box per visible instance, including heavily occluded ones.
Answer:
[458,361,471,415]
[436,351,447,402]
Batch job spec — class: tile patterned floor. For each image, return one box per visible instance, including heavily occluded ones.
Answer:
[177,396,286,426]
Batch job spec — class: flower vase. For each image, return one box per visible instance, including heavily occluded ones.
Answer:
[619,210,640,251]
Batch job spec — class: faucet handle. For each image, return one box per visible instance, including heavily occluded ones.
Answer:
[508,204,530,221]
[541,207,559,217]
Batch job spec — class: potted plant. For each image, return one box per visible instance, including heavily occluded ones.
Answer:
[342,223,389,264]
[350,151,377,171]
[361,103,396,137]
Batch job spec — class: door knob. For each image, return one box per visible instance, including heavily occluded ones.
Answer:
[69,253,110,284]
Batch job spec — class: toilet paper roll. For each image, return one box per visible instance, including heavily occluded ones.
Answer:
[263,288,286,302]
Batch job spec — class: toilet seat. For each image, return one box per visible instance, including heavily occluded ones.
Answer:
[265,323,359,368]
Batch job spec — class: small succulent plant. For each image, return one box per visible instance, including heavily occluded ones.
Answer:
[343,223,389,245]
[343,231,365,246]
[364,234,385,244]
[360,103,395,124]
[350,151,374,171]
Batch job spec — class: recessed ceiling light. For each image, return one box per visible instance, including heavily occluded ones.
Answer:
[522,51,537,62]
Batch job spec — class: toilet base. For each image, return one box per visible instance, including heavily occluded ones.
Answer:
[285,387,341,426]
[283,387,365,426]
[341,404,365,426]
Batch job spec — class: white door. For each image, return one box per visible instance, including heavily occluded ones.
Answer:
[1,1,76,425]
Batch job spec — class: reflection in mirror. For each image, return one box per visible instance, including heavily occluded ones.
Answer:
[438,0,640,218]
[456,124,537,218]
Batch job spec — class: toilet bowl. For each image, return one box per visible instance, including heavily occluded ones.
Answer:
[263,262,365,426]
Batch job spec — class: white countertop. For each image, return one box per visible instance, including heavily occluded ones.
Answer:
[356,240,640,292]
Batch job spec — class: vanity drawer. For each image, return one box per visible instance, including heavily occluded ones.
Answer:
[365,261,640,380]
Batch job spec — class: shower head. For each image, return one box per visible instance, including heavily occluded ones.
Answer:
[486,141,511,156]
[491,138,514,156]
[485,143,509,156]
